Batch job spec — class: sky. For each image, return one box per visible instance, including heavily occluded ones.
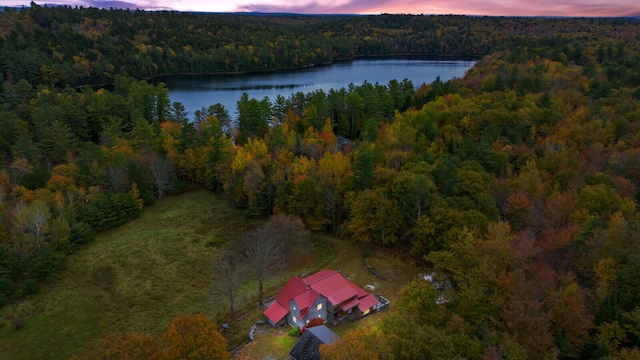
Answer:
[5,0,640,17]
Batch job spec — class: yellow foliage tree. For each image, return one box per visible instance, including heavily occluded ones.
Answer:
[129,182,144,210]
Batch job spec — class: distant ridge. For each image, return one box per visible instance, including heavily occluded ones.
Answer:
[1,5,639,19]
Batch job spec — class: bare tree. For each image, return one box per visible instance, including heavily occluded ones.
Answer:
[14,200,50,251]
[241,214,310,307]
[241,226,284,307]
[138,151,174,203]
[105,164,130,194]
[262,214,310,260]
[212,244,243,320]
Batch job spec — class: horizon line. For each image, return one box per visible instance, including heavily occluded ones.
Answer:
[1,4,640,19]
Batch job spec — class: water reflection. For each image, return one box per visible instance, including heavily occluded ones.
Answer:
[153,57,476,119]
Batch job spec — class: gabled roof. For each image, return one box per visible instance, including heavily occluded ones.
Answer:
[357,293,380,312]
[263,301,289,324]
[264,270,381,324]
[290,325,340,360]
[308,271,358,306]
[276,276,308,307]
[307,325,340,345]
[301,269,337,284]
[294,290,320,311]
[264,276,308,324]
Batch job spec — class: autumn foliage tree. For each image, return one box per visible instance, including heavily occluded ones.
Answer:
[163,314,230,360]
[3,9,640,359]
[72,332,166,360]
[319,326,392,360]
[75,314,230,360]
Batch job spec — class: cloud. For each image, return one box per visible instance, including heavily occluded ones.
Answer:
[239,0,640,17]
[83,0,140,9]
[10,0,640,16]
[239,0,395,14]
[84,0,172,10]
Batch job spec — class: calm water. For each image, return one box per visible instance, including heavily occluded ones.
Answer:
[154,57,476,120]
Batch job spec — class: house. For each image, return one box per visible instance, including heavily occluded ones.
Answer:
[290,325,340,360]
[263,269,380,328]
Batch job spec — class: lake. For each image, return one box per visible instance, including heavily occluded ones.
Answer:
[153,57,476,120]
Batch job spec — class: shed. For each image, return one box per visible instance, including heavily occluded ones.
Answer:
[290,325,340,360]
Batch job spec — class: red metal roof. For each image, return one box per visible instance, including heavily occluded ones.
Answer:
[346,278,371,298]
[265,270,380,324]
[309,272,358,306]
[300,307,310,319]
[339,297,360,311]
[276,276,308,307]
[293,290,319,310]
[264,301,288,324]
[302,269,338,285]
[357,293,380,312]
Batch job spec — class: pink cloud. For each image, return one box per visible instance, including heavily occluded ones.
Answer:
[9,0,640,16]
[239,0,640,17]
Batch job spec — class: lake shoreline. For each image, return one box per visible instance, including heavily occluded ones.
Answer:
[155,56,476,118]
[145,53,480,82]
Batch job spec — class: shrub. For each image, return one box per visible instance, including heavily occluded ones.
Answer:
[78,193,141,232]
[0,292,6,307]
[22,279,40,296]
[69,221,96,245]
[26,247,65,280]
[0,245,20,280]
[0,277,16,296]
[172,176,190,193]
[288,326,302,337]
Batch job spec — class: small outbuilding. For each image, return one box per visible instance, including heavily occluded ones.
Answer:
[290,325,340,360]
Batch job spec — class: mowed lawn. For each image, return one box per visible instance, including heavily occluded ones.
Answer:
[0,190,260,360]
[0,189,423,360]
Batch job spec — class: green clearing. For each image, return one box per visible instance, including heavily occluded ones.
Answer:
[0,189,421,359]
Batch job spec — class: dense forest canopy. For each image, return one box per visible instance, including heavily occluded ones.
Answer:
[1,5,640,359]
[1,4,637,86]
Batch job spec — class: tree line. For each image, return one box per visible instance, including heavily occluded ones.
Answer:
[1,7,640,358]
[1,4,636,88]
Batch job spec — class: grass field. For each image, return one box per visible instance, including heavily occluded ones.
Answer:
[0,189,422,360]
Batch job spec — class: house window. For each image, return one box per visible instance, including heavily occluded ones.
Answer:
[292,316,297,324]
[363,308,371,316]
[318,314,322,318]
[293,306,296,310]
[317,303,323,311]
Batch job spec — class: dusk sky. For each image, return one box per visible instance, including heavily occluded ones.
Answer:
[6,0,640,17]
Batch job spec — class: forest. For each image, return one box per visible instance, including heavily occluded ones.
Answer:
[1,3,640,359]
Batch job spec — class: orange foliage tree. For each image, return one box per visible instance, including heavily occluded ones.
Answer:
[75,314,230,360]
[72,332,166,360]
[163,314,230,360]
